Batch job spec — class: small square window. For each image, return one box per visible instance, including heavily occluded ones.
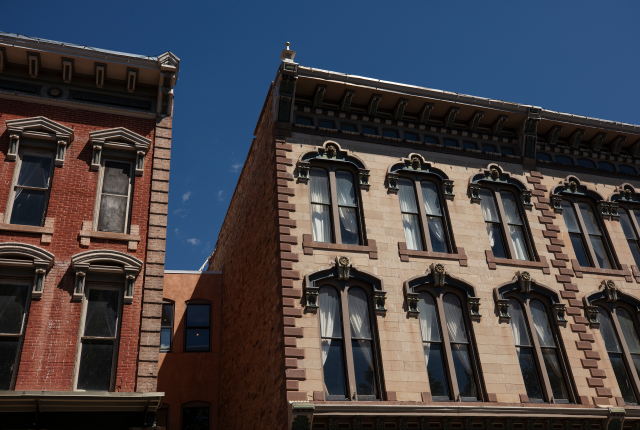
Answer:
[443,139,458,148]
[501,147,515,156]
[362,126,377,135]
[318,120,335,129]
[296,117,312,126]
[424,136,439,145]
[341,123,357,132]
[383,130,398,139]
[482,144,497,153]
[463,142,477,150]
[404,133,418,142]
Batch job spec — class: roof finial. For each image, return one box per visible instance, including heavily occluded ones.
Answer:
[280,42,297,62]
[286,42,290,50]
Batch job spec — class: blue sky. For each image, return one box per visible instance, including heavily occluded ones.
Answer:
[3,1,639,269]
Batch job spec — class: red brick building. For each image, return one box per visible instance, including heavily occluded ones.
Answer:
[0,32,178,429]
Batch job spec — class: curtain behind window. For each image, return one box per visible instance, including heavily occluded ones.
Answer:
[530,300,555,348]
[319,286,341,364]
[310,169,332,243]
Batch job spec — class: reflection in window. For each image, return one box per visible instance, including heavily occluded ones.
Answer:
[336,171,360,245]
[443,139,458,148]
[348,288,377,398]
[296,117,313,126]
[555,156,574,166]
[310,168,333,243]
[160,303,174,352]
[482,144,497,153]
[598,308,637,404]
[319,287,346,398]
[341,123,357,132]
[185,304,210,352]
[183,406,209,430]
[577,159,595,169]
[561,200,612,269]
[480,189,507,259]
[509,299,543,401]
[0,284,29,390]
[10,152,54,227]
[536,153,552,162]
[398,179,422,251]
[97,161,133,233]
[463,142,477,150]
[619,210,640,268]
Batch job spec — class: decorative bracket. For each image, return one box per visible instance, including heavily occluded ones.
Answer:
[124,269,138,303]
[545,125,563,145]
[469,185,481,203]
[7,133,20,160]
[553,303,567,324]
[419,103,434,125]
[589,132,607,152]
[358,169,370,189]
[497,298,510,322]
[368,94,382,116]
[443,107,459,128]
[341,90,355,112]
[32,264,48,299]
[568,129,585,148]
[297,161,310,183]
[374,290,387,314]
[467,111,484,132]
[394,98,408,120]
[552,196,563,213]
[91,144,103,170]
[518,107,541,159]
[73,265,89,301]
[491,115,508,135]
[443,180,455,200]
[407,292,420,316]
[586,305,600,328]
[313,85,326,108]
[467,297,481,320]
[610,135,626,155]
[522,190,533,208]
[431,263,446,287]
[387,173,399,194]
[135,151,146,176]
[55,140,67,166]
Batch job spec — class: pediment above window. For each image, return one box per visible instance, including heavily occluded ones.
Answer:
[386,153,453,198]
[0,242,55,298]
[468,164,532,208]
[89,127,151,175]
[609,183,640,204]
[297,141,370,188]
[5,116,74,166]
[549,175,613,217]
[494,272,565,324]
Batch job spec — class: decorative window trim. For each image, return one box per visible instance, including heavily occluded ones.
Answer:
[88,127,151,176]
[0,242,54,299]
[0,213,55,244]
[296,141,369,189]
[5,116,74,166]
[468,163,532,207]
[608,184,640,281]
[386,153,454,198]
[71,249,142,303]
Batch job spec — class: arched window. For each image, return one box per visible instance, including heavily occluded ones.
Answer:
[319,284,380,401]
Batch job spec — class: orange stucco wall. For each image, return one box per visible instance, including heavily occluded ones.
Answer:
[158,272,222,430]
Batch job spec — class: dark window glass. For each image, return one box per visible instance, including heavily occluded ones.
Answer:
[155,409,168,429]
[319,286,347,398]
[422,181,449,253]
[555,156,574,166]
[405,132,418,142]
[599,162,615,171]
[577,159,595,169]
[341,123,357,132]
[561,200,592,267]
[0,284,29,390]
[185,304,210,352]
[296,117,312,126]
[463,142,477,150]
[479,189,507,259]
[318,120,335,129]
[501,147,515,156]
[183,407,209,430]
[10,153,54,226]
[336,171,360,245]
[424,136,438,145]
[98,161,132,233]
[536,153,552,162]
[77,340,114,391]
[443,139,458,148]
[84,290,119,338]
[362,126,377,135]
[482,144,497,153]
[619,211,640,268]
[160,304,174,352]
[444,294,477,399]
[418,292,449,399]
[383,130,398,139]
[348,288,377,397]
[0,339,20,390]
[619,165,636,175]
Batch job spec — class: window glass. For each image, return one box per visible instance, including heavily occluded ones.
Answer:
[578,203,611,269]
[480,189,506,259]
[318,120,335,129]
[599,307,637,404]
[84,289,119,338]
[536,153,552,162]
[183,407,209,430]
[310,168,332,243]
[443,139,458,148]
[185,304,210,352]
[383,130,398,139]
[10,153,54,226]
[398,179,422,251]
[296,117,312,126]
[319,286,346,397]
[417,292,449,399]
[555,156,574,165]
[405,132,418,142]
[362,126,377,135]
[348,288,376,397]
[482,144,497,153]
[77,340,114,391]
[561,201,590,267]
[619,165,636,175]
[161,303,173,352]
[98,161,132,233]
[577,159,595,169]
[622,210,640,267]
[424,136,438,145]
[509,299,542,401]
[443,294,477,399]
[463,142,477,150]
[336,171,359,245]
[501,192,530,261]
[341,123,357,132]
[0,284,29,390]
[501,147,515,156]
[616,307,640,382]
[422,181,448,253]
[599,162,615,172]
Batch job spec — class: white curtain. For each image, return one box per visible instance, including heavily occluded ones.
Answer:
[619,211,637,240]
[598,307,621,353]
[541,349,568,399]
[500,192,523,225]
[508,299,530,347]
[319,287,342,365]
[578,203,601,235]
[348,288,374,375]
[485,224,496,248]
[418,292,440,368]
[590,236,612,269]
[312,205,332,243]
[561,201,581,233]
[398,179,418,214]
[479,189,499,223]
[421,181,442,216]
[0,284,28,334]
[443,294,468,343]
[14,154,52,201]
[427,217,445,244]
[402,214,423,251]
[451,344,476,397]
[530,300,555,348]
[617,308,640,354]
[338,207,358,235]
[336,171,356,207]
[508,225,529,261]
[310,168,330,204]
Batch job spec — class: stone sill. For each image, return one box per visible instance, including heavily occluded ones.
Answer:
[398,242,467,266]
[572,259,633,282]
[0,216,55,244]
[302,234,377,259]
[486,250,550,274]
[79,220,139,251]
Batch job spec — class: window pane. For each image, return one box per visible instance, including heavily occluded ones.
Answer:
[500,192,523,225]
[17,154,52,188]
[405,133,418,142]
[383,130,398,138]
[569,234,591,267]
[336,171,357,207]
[620,211,638,240]
[443,294,468,343]
[561,201,581,233]
[424,343,449,398]
[509,299,531,347]
[577,159,595,168]
[486,223,507,259]
[598,307,622,353]
[97,194,128,233]
[501,147,515,156]
[443,139,458,148]
[341,123,356,132]
[421,182,442,216]
[418,292,441,342]
[322,339,346,396]
[77,340,114,390]
[398,179,419,214]
[530,300,556,348]
[10,189,46,226]
[348,288,372,340]
[310,168,330,204]
[362,126,377,135]
[185,328,210,352]
[102,161,131,196]
[319,287,342,339]
[619,165,636,175]
[578,203,602,235]
[424,136,438,144]
[161,304,173,328]
[617,308,640,354]
[479,190,500,223]
[628,239,640,268]
[160,328,172,351]
[555,156,574,165]
[610,353,637,404]
[84,289,119,338]
[352,340,377,397]
[599,162,615,171]
[318,120,334,129]
[508,225,530,261]
[183,407,209,430]
[0,284,29,334]
[632,355,640,386]
[541,348,569,400]
[312,204,332,243]
[338,207,359,245]
[0,338,19,390]
[516,347,543,400]
[427,217,448,253]
[463,142,477,150]
[296,117,312,126]
[451,344,477,398]
[186,305,210,327]
[402,214,423,251]
[589,235,612,269]
[482,144,497,153]
[536,153,551,162]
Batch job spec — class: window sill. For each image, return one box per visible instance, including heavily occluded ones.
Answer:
[79,221,140,251]
[398,242,467,266]
[571,259,633,282]
[0,215,55,244]
[485,250,550,274]
[302,234,378,259]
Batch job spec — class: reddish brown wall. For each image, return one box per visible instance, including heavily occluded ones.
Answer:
[158,272,222,430]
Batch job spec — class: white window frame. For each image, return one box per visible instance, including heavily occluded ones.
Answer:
[93,158,134,234]
[0,278,33,390]
[5,148,55,226]
[72,284,124,392]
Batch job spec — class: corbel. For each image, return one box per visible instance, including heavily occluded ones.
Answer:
[394,98,409,120]
[91,141,103,170]
[358,169,370,189]
[467,297,481,320]
[55,140,67,166]
[73,264,89,301]
[492,115,508,135]
[586,306,599,328]
[630,139,640,158]
[589,132,607,151]
[135,151,146,175]
[406,291,420,316]
[32,261,48,299]
[336,256,352,280]
[610,203,619,218]
[567,129,585,148]
[467,110,484,132]
[7,132,20,160]
[0,47,6,73]
[497,298,510,322]
[158,71,176,116]
[367,94,382,116]
[609,135,626,155]
[518,271,532,293]
[124,268,138,303]
[545,125,563,145]
[431,263,446,287]
[387,173,399,193]
[126,68,138,92]
[95,63,106,88]
[297,161,310,183]
[340,90,355,112]
[551,196,563,213]
[373,290,387,314]
[27,53,39,78]
[469,185,481,203]
[603,279,618,302]
[443,107,459,128]
[443,180,455,200]
[598,201,611,219]
[419,103,434,125]
[553,303,567,324]
[313,85,326,108]
[518,108,541,159]
[304,284,319,310]
[62,58,74,83]
[521,190,533,208]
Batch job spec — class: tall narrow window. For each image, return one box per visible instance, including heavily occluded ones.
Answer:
[480,189,507,259]
[561,199,614,269]
[8,151,54,226]
[319,284,379,400]
[417,291,479,401]
[501,192,530,261]
[336,171,360,245]
[310,168,332,243]
[509,299,543,401]
[160,302,174,353]
[0,284,30,390]
[185,304,210,352]
[397,177,452,253]
[598,308,637,404]
[76,287,121,391]
[616,308,640,379]
[619,210,640,268]
[97,160,133,233]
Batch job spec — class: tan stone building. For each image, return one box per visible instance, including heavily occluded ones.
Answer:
[207,45,640,429]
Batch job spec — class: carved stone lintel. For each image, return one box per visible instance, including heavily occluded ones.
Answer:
[431,263,446,287]
[469,185,481,202]
[297,161,311,183]
[586,305,600,328]
[497,299,510,321]
[387,173,399,193]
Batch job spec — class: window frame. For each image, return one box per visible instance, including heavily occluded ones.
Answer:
[5,147,56,227]
[415,287,483,402]
[308,162,366,246]
[184,300,211,353]
[160,300,175,353]
[73,283,124,392]
[93,157,135,234]
[504,292,574,404]
[397,172,455,254]
[0,278,33,391]
[317,280,383,401]
[181,401,211,430]
[617,206,640,269]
